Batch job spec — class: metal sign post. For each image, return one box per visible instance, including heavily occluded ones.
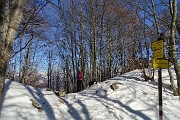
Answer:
[158,68,163,120]
[151,36,169,120]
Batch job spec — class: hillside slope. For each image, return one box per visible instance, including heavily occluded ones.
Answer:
[0,69,180,120]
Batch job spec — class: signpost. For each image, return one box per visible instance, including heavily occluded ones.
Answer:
[158,68,163,120]
[153,49,164,59]
[151,39,169,69]
[151,37,169,120]
[153,59,169,68]
[152,40,164,51]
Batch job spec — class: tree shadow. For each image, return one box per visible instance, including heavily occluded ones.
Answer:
[108,98,151,120]
[76,99,91,120]
[110,76,157,89]
[25,86,55,120]
[1,79,91,120]
[62,98,83,120]
[110,75,144,82]
[0,80,12,115]
[110,75,173,95]
[80,89,152,120]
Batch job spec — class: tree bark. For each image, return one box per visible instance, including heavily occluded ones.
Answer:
[90,0,96,82]
[0,0,27,104]
[0,0,9,97]
[19,35,23,83]
[79,0,86,88]
[99,1,105,82]
[169,0,180,95]
[47,49,52,89]
[176,20,180,35]
[107,26,112,78]
[70,0,77,92]
[150,0,160,35]
[168,68,178,95]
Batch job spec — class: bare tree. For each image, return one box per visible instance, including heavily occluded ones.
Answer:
[169,0,180,95]
[0,0,27,104]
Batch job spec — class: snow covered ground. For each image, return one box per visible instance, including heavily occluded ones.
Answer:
[0,69,180,120]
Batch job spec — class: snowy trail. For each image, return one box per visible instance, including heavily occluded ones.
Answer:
[1,69,180,120]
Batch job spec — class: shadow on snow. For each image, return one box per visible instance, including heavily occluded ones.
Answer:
[25,86,56,120]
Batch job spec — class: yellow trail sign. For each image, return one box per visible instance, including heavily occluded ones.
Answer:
[153,59,169,69]
[153,49,164,59]
[151,40,164,51]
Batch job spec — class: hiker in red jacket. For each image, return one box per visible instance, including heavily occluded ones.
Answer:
[77,70,83,92]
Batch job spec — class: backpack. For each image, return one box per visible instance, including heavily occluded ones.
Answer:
[78,71,83,80]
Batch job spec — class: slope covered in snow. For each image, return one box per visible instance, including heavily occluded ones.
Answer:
[0,69,180,120]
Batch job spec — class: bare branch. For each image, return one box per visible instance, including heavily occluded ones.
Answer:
[15,2,47,39]
[12,34,34,58]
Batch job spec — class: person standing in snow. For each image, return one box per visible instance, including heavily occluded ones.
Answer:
[77,70,83,92]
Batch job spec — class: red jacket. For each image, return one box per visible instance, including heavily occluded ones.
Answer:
[78,71,83,80]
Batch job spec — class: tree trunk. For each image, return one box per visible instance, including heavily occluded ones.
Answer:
[150,0,160,80]
[107,27,112,78]
[99,3,105,82]
[168,68,178,95]
[70,0,77,92]
[21,52,27,84]
[90,0,96,82]
[0,0,9,100]
[0,0,27,104]
[19,35,23,83]
[0,62,7,103]
[65,60,70,93]
[150,0,160,35]
[176,20,180,35]
[26,40,32,84]
[119,40,123,75]
[93,9,97,82]
[21,40,31,85]
[79,0,86,89]
[47,49,52,89]
[169,0,180,95]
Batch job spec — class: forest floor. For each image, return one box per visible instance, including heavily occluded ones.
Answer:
[0,68,180,120]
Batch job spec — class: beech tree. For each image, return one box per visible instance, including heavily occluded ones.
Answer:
[169,0,180,95]
[0,0,27,104]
